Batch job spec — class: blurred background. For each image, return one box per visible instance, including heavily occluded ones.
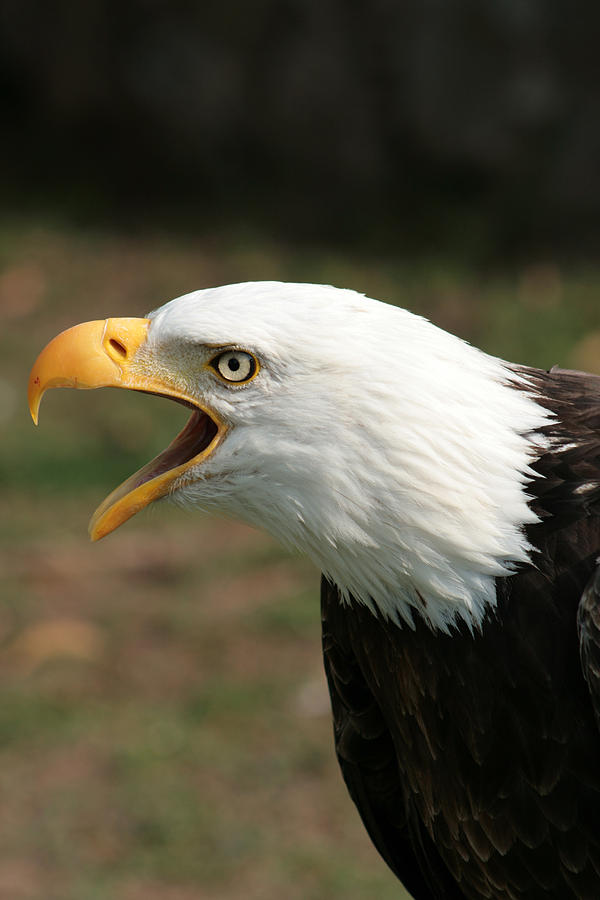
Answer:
[1,2,600,898]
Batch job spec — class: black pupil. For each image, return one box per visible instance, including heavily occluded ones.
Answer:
[228,357,241,372]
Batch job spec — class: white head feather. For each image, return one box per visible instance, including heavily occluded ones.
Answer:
[141,281,551,632]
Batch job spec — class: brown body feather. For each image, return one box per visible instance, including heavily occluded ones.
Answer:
[322,366,600,899]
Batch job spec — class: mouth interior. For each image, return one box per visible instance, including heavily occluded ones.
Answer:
[130,405,220,492]
[88,396,222,541]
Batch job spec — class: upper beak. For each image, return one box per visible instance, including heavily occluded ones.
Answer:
[29,318,225,540]
[29,317,189,422]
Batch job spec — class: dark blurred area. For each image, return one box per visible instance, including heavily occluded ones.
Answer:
[2,0,600,257]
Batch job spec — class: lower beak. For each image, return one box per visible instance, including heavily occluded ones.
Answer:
[28,318,225,540]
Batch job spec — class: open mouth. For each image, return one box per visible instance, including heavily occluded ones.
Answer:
[28,315,228,541]
[88,399,225,541]
[126,401,220,493]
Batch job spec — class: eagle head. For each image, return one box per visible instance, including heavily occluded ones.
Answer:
[29,281,550,631]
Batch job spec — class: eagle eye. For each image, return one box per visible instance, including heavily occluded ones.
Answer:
[211,350,258,383]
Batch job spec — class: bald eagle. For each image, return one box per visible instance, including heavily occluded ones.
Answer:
[28,282,600,899]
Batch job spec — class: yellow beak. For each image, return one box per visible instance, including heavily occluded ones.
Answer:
[29,318,225,541]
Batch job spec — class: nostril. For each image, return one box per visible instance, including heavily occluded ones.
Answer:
[109,338,127,359]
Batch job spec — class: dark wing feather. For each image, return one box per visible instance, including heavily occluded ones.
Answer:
[578,562,600,730]
[525,366,600,743]
[321,577,464,900]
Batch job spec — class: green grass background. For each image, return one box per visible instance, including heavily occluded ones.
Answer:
[1,222,599,899]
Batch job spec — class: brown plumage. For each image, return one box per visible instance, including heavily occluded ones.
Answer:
[322,366,600,899]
